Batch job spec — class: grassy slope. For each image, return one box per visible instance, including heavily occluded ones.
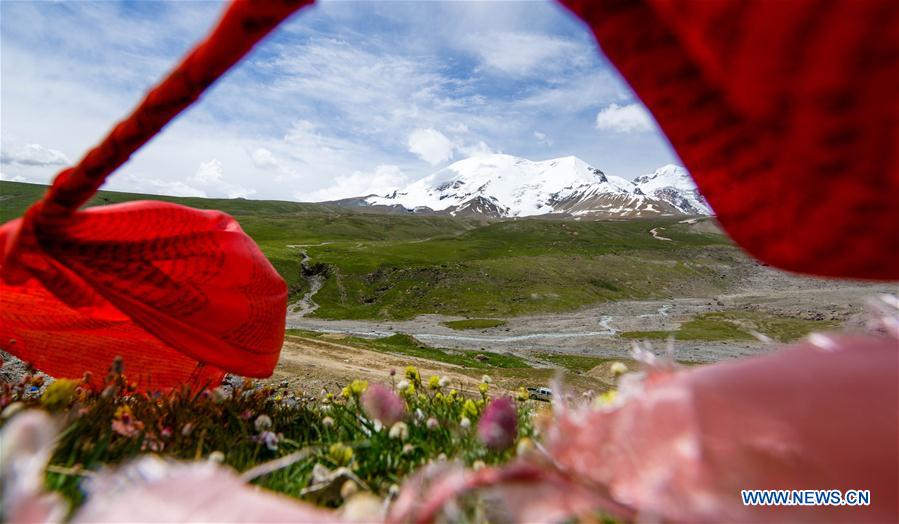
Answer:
[1,180,741,320]
[620,311,839,343]
[442,319,507,330]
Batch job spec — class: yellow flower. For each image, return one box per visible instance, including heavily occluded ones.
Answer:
[462,399,479,418]
[329,442,354,465]
[516,387,529,402]
[404,366,421,384]
[594,389,618,408]
[428,375,441,390]
[434,392,444,402]
[478,383,489,395]
[40,379,78,411]
[349,379,369,396]
[341,386,351,398]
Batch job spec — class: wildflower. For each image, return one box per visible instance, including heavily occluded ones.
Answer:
[396,380,410,392]
[428,375,441,390]
[610,361,629,377]
[329,442,354,465]
[460,416,471,429]
[40,379,77,411]
[389,421,409,441]
[404,366,421,384]
[414,408,425,421]
[478,383,489,395]
[388,484,400,498]
[349,379,369,396]
[257,431,279,451]
[322,416,335,428]
[434,392,444,402]
[437,453,448,462]
[211,387,229,403]
[389,368,396,377]
[112,405,144,438]
[208,451,225,463]
[477,397,518,451]
[141,436,164,452]
[402,443,415,455]
[341,386,351,398]
[254,414,273,432]
[516,387,529,402]
[181,422,195,437]
[472,460,486,470]
[517,437,535,455]
[481,375,492,384]
[439,376,450,388]
[462,399,479,418]
[426,417,439,430]
[160,427,173,439]
[594,389,618,408]
[239,410,253,421]
[361,383,405,426]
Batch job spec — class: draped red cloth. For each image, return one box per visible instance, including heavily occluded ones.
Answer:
[0,0,312,390]
[1,0,897,391]
[561,0,899,279]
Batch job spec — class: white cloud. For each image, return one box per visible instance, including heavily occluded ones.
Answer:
[0,172,27,182]
[300,164,409,201]
[595,103,656,133]
[187,159,256,199]
[251,148,279,170]
[533,131,552,146]
[408,128,455,165]
[0,142,71,167]
[462,32,583,77]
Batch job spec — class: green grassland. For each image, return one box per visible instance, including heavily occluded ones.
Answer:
[2,181,743,320]
[442,319,507,330]
[620,311,838,342]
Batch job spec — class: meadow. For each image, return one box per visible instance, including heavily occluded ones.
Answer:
[2,181,742,321]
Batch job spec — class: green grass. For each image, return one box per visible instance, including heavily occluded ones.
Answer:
[442,319,507,330]
[537,354,619,373]
[1,180,744,320]
[619,311,838,342]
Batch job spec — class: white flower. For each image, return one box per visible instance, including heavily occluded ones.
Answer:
[322,416,334,428]
[254,414,272,432]
[439,376,450,388]
[460,417,471,429]
[397,380,410,391]
[481,375,492,384]
[389,421,409,441]
[610,362,628,376]
[426,417,439,430]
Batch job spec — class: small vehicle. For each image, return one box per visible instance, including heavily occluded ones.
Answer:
[526,386,553,402]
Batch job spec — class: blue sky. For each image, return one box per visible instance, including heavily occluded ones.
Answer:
[0,0,680,201]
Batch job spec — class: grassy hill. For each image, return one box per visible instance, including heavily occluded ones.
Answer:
[0,180,743,320]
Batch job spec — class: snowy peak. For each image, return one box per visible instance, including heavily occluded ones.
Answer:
[360,154,710,218]
[633,164,711,215]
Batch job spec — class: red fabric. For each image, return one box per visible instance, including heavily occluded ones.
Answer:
[0,0,310,390]
[561,0,899,280]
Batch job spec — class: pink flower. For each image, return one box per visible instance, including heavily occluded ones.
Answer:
[361,383,405,426]
[477,397,517,451]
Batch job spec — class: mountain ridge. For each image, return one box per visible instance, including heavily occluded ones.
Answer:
[330,154,710,218]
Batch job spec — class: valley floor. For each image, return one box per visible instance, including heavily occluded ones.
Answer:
[286,268,895,365]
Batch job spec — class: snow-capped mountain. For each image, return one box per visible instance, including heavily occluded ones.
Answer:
[340,154,710,219]
[633,164,711,215]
